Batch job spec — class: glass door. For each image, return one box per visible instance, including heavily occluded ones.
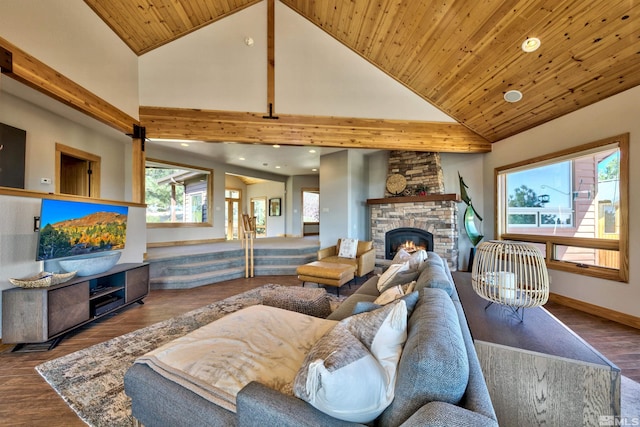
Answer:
[251,197,267,237]
[225,189,241,240]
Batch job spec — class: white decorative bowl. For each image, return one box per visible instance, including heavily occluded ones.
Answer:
[59,251,122,277]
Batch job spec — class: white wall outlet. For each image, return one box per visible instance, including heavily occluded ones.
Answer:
[40,178,52,184]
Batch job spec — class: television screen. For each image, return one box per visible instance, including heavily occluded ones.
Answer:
[37,199,128,261]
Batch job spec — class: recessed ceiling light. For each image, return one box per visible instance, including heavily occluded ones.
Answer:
[309,149,316,153]
[312,168,318,172]
[180,143,189,147]
[522,37,541,52]
[275,165,281,169]
[504,90,523,103]
[239,157,245,161]
[273,144,280,148]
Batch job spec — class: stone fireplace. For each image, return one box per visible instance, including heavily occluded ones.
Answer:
[368,151,459,270]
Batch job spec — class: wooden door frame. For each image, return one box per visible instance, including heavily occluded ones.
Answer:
[55,143,101,198]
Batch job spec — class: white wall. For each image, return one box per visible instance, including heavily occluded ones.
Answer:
[483,85,640,318]
[0,0,139,118]
[0,88,129,199]
[138,1,454,122]
[248,181,286,237]
[441,153,485,271]
[139,2,267,111]
[319,151,370,247]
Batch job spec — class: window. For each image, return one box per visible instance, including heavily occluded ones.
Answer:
[145,159,213,227]
[496,134,628,282]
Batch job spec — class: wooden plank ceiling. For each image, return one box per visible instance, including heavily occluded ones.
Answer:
[86,0,640,143]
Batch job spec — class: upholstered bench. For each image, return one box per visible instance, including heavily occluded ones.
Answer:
[296,261,356,296]
[262,287,332,318]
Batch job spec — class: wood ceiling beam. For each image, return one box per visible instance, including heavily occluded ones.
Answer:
[140,106,491,153]
[0,36,137,134]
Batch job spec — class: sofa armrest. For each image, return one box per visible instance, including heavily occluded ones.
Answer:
[237,381,362,427]
[356,248,376,277]
[317,246,337,260]
[400,401,498,427]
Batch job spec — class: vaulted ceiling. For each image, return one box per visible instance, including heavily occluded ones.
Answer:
[85,0,640,143]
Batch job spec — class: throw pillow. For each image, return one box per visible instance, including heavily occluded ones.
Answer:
[374,285,405,305]
[373,281,416,305]
[376,262,409,291]
[391,248,411,264]
[338,238,359,259]
[408,249,428,271]
[294,301,408,423]
[353,291,419,317]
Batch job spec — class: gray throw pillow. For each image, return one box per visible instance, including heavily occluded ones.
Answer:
[352,291,420,317]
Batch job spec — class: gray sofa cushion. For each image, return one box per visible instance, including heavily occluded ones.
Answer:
[414,258,454,296]
[355,275,382,297]
[379,287,470,426]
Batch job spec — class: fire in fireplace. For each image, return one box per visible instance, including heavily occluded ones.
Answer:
[385,227,434,259]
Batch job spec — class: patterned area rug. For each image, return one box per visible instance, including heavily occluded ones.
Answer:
[36,284,343,427]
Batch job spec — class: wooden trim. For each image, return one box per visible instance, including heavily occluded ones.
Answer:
[131,138,145,204]
[55,143,101,198]
[0,186,145,208]
[502,234,620,251]
[266,0,275,112]
[549,292,640,330]
[366,194,460,204]
[146,238,226,249]
[139,106,491,153]
[495,134,627,173]
[0,37,137,134]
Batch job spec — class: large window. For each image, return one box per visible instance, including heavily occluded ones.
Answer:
[145,159,213,227]
[496,134,628,282]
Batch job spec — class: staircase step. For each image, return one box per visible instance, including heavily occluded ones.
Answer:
[148,243,319,289]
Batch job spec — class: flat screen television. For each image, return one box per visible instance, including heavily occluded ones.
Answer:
[37,198,128,262]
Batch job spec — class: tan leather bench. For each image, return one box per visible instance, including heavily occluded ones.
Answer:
[296,261,356,297]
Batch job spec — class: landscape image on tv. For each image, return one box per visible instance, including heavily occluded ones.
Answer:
[37,199,128,261]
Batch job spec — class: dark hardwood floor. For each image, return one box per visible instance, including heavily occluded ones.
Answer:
[0,274,638,426]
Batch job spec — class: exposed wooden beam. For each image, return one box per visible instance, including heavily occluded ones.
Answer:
[0,36,138,134]
[266,0,275,114]
[140,106,491,153]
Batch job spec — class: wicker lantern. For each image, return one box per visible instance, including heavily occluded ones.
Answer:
[471,240,549,319]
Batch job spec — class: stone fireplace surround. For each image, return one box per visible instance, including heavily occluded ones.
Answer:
[367,151,459,270]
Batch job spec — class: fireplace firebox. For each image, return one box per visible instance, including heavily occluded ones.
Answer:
[385,227,434,260]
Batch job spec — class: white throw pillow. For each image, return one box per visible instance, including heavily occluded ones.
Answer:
[391,248,411,264]
[408,249,428,270]
[294,302,408,423]
[374,285,405,305]
[376,262,409,292]
[338,238,359,259]
[373,281,416,305]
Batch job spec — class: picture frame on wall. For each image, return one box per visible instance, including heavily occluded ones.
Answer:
[269,198,281,216]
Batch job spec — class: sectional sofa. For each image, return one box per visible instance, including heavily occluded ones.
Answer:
[124,251,497,426]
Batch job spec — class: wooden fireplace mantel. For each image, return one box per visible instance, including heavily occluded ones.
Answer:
[366,194,460,205]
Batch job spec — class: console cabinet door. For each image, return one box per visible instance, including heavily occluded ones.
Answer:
[125,265,149,303]
[48,282,90,337]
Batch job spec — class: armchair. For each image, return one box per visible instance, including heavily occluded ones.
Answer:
[317,239,375,278]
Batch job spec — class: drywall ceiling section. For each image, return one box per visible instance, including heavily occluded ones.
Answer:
[275,2,455,122]
[138,1,267,112]
[0,0,139,119]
